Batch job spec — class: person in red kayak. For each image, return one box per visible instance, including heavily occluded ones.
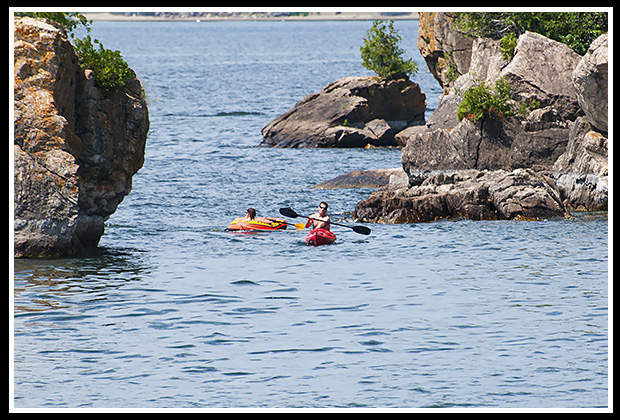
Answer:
[306,201,331,231]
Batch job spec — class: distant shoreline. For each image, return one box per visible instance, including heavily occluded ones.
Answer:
[83,12,419,22]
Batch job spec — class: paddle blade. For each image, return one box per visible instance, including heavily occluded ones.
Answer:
[279,207,299,218]
[352,225,371,235]
[294,223,305,230]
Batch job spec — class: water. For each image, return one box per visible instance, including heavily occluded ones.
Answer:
[13,20,609,409]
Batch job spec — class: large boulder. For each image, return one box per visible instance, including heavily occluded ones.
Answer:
[260,76,426,148]
[552,33,608,211]
[553,117,608,211]
[572,33,608,133]
[13,17,149,257]
[501,31,583,121]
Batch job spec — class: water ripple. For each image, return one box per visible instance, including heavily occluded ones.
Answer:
[12,19,608,409]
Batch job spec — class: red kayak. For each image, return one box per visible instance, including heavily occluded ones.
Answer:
[305,228,336,246]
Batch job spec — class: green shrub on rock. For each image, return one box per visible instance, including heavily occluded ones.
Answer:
[360,19,418,80]
[456,78,514,123]
[73,35,133,91]
[16,12,132,91]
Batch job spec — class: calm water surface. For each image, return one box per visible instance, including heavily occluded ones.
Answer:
[13,20,608,409]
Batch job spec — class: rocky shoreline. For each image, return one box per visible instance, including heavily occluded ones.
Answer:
[264,13,608,223]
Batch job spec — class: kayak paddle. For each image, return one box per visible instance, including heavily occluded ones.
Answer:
[279,207,371,235]
[286,221,306,230]
[263,217,305,230]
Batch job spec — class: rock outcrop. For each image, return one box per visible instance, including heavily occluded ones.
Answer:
[553,117,608,211]
[354,24,608,222]
[260,76,426,148]
[14,17,149,257]
[417,12,473,94]
[396,31,583,186]
[354,169,569,223]
[426,31,583,132]
[552,33,609,211]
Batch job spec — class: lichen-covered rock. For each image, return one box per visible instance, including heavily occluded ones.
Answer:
[13,17,149,257]
[417,12,473,94]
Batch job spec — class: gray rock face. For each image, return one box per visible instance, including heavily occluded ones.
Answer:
[260,76,426,148]
[553,117,608,211]
[13,144,81,257]
[401,110,569,183]
[572,33,608,133]
[503,32,583,120]
[552,33,608,211]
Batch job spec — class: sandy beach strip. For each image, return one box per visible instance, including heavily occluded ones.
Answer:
[83,11,419,22]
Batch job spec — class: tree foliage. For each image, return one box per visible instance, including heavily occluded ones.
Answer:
[15,12,90,37]
[73,35,133,91]
[453,12,608,56]
[360,19,418,80]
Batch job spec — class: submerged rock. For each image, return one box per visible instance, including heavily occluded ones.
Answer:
[260,76,426,148]
[312,168,406,189]
[13,17,149,257]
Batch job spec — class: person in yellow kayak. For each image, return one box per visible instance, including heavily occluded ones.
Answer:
[242,207,284,225]
[227,207,290,231]
[245,208,257,221]
[306,201,331,231]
